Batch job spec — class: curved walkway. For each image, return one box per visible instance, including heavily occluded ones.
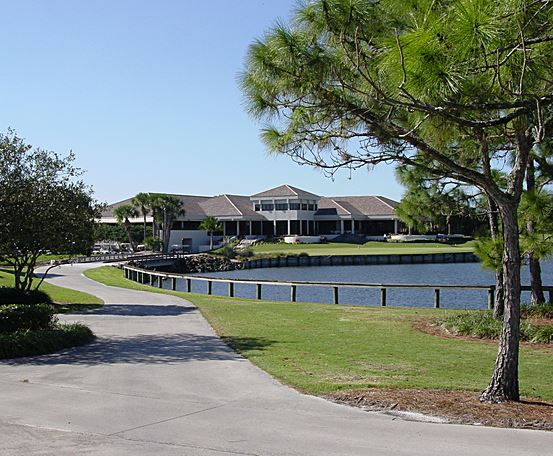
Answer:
[0,263,551,455]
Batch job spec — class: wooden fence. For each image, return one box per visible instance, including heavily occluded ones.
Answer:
[122,264,553,309]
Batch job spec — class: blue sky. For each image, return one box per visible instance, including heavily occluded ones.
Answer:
[0,0,403,204]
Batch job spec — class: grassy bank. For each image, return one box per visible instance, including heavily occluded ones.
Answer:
[84,266,553,401]
[0,267,103,308]
[249,240,475,257]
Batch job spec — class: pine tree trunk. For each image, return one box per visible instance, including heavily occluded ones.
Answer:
[525,159,545,304]
[481,203,521,403]
[487,196,505,319]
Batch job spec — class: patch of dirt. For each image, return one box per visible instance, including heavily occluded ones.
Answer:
[328,388,553,431]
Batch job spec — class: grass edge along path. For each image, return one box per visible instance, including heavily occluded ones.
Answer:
[0,267,103,310]
[84,265,553,404]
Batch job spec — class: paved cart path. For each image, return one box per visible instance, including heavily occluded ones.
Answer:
[0,263,551,456]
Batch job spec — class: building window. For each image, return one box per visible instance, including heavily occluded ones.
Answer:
[308,204,314,211]
[275,202,288,210]
[301,203,308,210]
[254,204,261,211]
[261,203,274,211]
[289,202,300,210]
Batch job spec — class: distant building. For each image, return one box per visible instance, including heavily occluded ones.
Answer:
[100,184,400,252]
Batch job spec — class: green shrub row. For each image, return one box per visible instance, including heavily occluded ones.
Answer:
[0,304,56,333]
[440,311,553,344]
[521,302,553,319]
[0,323,94,359]
[0,287,53,305]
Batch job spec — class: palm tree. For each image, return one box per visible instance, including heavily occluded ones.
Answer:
[113,204,138,251]
[199,216,222,250]
[150,195,184,253]
[132,192,151,243]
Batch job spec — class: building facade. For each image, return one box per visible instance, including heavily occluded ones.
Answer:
[101,185,400,252]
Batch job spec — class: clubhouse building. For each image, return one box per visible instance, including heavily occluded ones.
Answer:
[101,185,401,252]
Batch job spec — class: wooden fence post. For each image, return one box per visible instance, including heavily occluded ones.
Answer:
[333,286,339,305]
[256,283,262,300]
[434,289,440,308]
[290,285,297,302]
[380,288,387,307]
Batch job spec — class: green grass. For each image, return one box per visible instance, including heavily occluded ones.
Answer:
[84,265,553,401]
[0,268,103,309]
[0,323,94,359]
[250,240,475,257]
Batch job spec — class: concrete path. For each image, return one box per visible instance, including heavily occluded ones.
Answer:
[1,263,551,456]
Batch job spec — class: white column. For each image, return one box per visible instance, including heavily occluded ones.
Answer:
[287,220,291,235]
[351,219,355,234]
[299,220,303,235]
[394,219,399,234]
[249,221,252,236]
[236,221,240,236]
[306,220,310,235]
[223,221,226,236]
[340,220,345,234]
[273,220,277,236]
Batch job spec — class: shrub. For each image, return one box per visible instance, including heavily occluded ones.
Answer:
[218,244,236,259]
[0,304,57,333]
[238,246,254,258]
[0,287,53,305]
[440,311,500,339]
[521,302,553,319]
[0,323,94,359]
[441,311,553,343]
[526,325,553,344]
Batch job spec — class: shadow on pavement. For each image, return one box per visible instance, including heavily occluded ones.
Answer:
[69,304,194,317]
[3,334,275,366]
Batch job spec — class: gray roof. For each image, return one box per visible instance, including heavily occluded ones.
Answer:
[251,184,320,199]
[316,196,398,217]
[101,188,398,222]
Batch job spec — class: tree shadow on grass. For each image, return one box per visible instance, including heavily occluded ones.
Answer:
[2,333,275,366]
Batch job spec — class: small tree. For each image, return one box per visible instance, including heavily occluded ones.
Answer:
[199,216,223,250]
[0,129,101,290]
[241,0,553,402]
[150,195,184,253]
[113,204,138,251]
[132,192,151,243]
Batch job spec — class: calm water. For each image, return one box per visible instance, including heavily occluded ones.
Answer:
[162,261,553,310]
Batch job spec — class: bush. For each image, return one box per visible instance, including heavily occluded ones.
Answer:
[0,287,53,305]
[218,244,236,259]
[522,302,553,319]
[0,323,94,359]
[441,311,500,339]
[238,246,254,258]
[0,304,57,333]
[441,311,553,343]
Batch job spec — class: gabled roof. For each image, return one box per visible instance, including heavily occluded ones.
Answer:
[251,184,320,199]
[101,194,210,219]
[316,196,398,217]
[198,194,264,219]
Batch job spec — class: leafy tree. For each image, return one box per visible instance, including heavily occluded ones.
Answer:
[150,195,184,253]
[199,216,223,250]
[241,0,553,402]
[113,204,138,251]
[132,192,151,242]
[0,130,101,290]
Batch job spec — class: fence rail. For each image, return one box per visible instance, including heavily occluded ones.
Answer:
[122,264,553,309]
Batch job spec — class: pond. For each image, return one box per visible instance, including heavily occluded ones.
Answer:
[169,261,553,310]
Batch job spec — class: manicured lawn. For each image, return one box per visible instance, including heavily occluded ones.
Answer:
[250,240,475,256]
[0,268,103,307]
[85,265,553,401]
